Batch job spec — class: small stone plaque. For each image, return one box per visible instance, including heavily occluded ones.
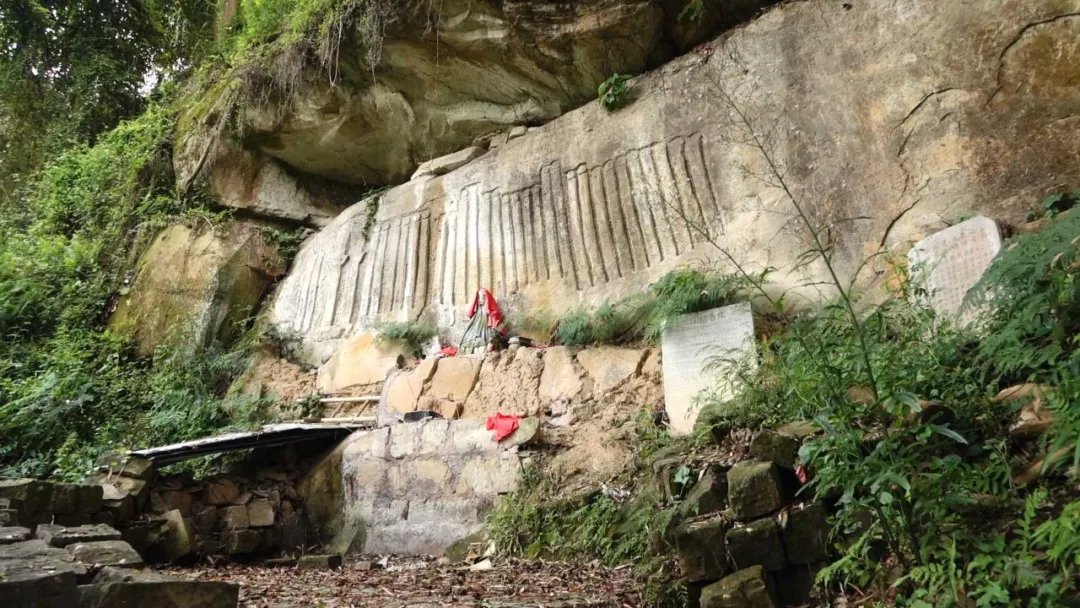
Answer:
[662,302,756,435]
[908,215,1002,323]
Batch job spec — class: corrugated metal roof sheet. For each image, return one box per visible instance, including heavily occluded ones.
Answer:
[132,422,372,466]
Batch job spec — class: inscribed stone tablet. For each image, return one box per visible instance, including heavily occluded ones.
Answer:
[661,302,756,435]
[907,215,1002,324]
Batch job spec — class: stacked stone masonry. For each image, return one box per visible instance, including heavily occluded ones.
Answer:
[380,344,659,425]
[300,417,540,556]
[674,428,829,608]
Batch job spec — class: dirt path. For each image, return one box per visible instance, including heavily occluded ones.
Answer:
[172,557,644,607]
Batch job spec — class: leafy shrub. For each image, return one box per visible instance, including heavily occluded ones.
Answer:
[598,73,632,112]
[375,320,437,357]
[552,267,751,346]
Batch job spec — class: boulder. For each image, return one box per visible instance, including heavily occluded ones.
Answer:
[725,518,786,572]
[317,333,406,392]
[749,431,799,469]
[108,221,284,355]
[36,524,122,548]
[297,554,343,570]
[0,526,31,545]
[700,566,778,608]
[726,461,785,521]
[87,475,148,511]
[780,503,829,565]
[575,347,646,393]
[67,540,144,569]
[680,467,728,518]
[674,519,729,583]
[76,579,240,608]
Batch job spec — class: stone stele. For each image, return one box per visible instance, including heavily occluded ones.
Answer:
[662,303,756,435]
[907,215,1002,325]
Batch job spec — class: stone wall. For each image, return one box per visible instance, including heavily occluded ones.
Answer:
[271,0,1080,364]
[300,417,539,556]
[380,345,661,426]
[668,426,830,607]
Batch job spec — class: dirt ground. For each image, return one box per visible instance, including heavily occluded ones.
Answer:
[173,556,643,607]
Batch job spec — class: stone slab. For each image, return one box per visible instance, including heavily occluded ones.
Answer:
[908,215,1002,324]
[68,540,145,569]
[0,526,31,545]
[77,580,240,608]
[662,303,756,435]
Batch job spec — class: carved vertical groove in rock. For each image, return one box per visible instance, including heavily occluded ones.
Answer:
[566,168,593,287]
[589,165,619,280]
[511,191,528,288]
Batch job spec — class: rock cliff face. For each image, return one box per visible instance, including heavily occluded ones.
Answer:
[270,0,1080,364]
[110,221,284,356]
[226,0,776,186]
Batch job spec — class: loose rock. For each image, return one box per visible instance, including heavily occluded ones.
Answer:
[726,518,786,572]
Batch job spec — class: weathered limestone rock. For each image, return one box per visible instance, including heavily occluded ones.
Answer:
[576,347,646,393]
[674,519,729,583]
[412,147,487,180]
[271,0,1080,363]
[36,524,122,548]
[0,527,31,545]
[428,356,483,402]
[726,518,786,572]
[318,334,406,392]
[109,221,284,355]
[749,431,799,470]
[680,467,727,518]
[727,462,785,521]
[780,504,829,565]
[700,565,778,608]
[67,540,144,569]
[539,347,583,402]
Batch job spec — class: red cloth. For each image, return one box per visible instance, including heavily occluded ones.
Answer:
[486,413,521,442]
[437,346,459,357]
[468,288,506,332]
